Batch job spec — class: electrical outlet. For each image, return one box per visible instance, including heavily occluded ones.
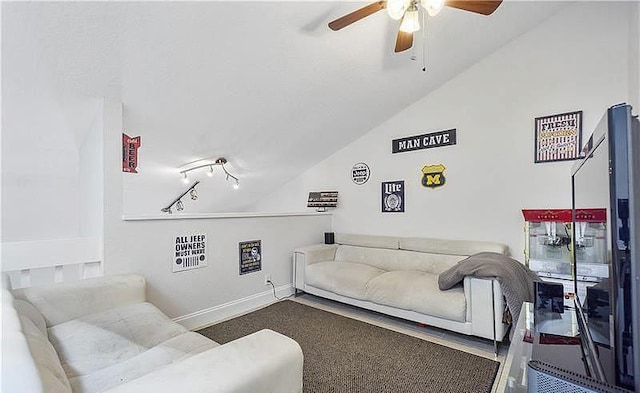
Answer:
[264,274,272,286]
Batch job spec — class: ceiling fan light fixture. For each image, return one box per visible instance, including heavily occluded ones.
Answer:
[387,0,410,20]
[399,6,420,33]
[421,0,445,16]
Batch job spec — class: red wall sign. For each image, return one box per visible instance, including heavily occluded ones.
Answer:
[122,134,141,173]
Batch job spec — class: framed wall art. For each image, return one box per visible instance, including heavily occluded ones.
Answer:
[534,111,582,163]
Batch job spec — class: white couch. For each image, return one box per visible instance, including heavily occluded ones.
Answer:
[293,234,510,342]
[2,274,303,393]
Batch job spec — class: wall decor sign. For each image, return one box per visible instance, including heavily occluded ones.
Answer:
[173,233,207,273]
[351,162,370,185]
[381,181,404,213]
[534,111,582,163]
[239,240,262,275]
[421,164,446,189]
[392,129,456,154]
[122,134,141,173]
[307,191,338,210]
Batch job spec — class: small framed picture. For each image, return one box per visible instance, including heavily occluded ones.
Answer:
[534,111,582,163]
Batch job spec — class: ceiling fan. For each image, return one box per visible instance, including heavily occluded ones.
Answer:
[328,0,503,53]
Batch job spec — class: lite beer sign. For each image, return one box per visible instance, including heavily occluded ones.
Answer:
[381,181,404,213]
[392,129,456,154]
[122,134,141,173]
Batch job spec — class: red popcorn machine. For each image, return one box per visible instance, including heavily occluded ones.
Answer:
[522,208,607,282]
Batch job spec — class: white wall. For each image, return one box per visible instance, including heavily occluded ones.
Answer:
[79,99,104,240]
[254,2,631,262]
[102,101,331,323]
[1,5,107,243]
[1,90,83,242]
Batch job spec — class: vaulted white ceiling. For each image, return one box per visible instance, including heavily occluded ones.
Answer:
[2,1,565,214]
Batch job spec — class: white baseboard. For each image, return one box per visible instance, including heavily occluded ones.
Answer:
[173,283,295,331]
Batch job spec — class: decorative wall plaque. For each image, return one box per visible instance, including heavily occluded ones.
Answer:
[392,129,456,154]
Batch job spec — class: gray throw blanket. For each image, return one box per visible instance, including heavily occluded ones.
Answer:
[438,252,541,329]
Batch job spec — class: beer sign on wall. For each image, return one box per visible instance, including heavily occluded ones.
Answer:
[381,181,404,213]
[122,133,141,173]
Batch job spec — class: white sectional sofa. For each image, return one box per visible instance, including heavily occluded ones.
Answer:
[293,234,510,342]
[2,274,303,393]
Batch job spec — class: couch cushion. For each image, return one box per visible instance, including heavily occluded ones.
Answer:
[335,234,399,249]
[14,299,48,337]
[48,302,188,378]
[335,245,465,274]
[3,286,72,393]
[365,271,467,322]
[22,319,72,393]
[69,332,218,393]
[399,237,508,256]
[306,261,385,300]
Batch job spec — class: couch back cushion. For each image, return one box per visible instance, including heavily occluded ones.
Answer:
[13,274,146,326]
[335,233,399,250]
[335,245,465,274]
[399,237,508,256]
[1,286,72,393]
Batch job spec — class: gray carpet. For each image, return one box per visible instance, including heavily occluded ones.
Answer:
[197,300,499,393]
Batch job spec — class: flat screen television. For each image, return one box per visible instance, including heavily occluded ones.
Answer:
[571,103,640,392]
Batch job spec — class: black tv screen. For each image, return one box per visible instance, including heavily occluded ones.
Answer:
[571,103,640,391]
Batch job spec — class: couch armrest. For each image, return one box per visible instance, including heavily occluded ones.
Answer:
[104,329,303,393]
[12,274,146,326]
[293,244,338,290]
[465,277,506,341]
[294,244,338,265]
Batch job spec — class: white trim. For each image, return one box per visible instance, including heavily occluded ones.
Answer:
[173,283,295,331]
[1,238,101,272]
[123,211,332,221]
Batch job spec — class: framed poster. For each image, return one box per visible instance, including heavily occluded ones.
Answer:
[239,240,262,275]
[534,111,582,163]
[173,233,207,272]
[381,181,404,213]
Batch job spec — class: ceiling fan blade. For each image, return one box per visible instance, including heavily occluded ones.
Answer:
[328,1,386,31]
[445,0,503,16]
[394,28,413,53]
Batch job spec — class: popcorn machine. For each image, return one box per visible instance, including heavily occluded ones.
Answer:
[522,208,607,282]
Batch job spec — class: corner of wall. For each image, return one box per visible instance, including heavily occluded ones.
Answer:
[630,2,640,111]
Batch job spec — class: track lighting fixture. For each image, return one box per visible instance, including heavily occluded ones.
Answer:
[161,181,200,214]
[178,157,240,189]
